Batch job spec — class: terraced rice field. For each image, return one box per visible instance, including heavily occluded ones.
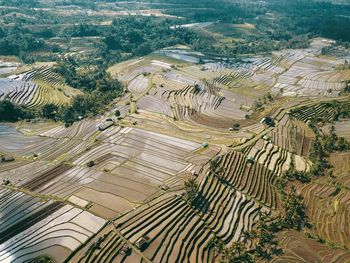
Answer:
[71,225,143,263]
[0,122,217,220]
[0,65,81,108]
[291,102,339,123]
[297,150,350,251]
[333,120,350,141]
[212,151,279,208]
[196,172,264,244]
[272,230,350,263]
[71,147,275,262]
[0,61,20,75]
[250,138,290,170]
[114,195,217,263]
[1,37,350,262]
[0,188,106,263]
[301,182,350,248]
[329,152,350,178]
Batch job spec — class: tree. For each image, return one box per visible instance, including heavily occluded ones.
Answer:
[232,123,240,131]
[207,236,224,256]
[0,100,18,122]
[29,255,55,263]
[323,125,350,153]
[281,186,307,231]
[62,107,76,127]
[253,99,264,112]
[115,110,121,118]
[0,101,34,122]
[42,103,58,120]
[184,178,198,205]
[284,168,311,183]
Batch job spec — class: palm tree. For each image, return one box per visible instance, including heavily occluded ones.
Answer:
[184,178,198,205]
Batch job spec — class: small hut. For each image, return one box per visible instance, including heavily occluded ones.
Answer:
[135,237,148,250]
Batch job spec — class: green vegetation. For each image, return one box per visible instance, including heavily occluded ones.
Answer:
[54,59,121,92]
[101,17,198,63]
[306,123,350,177]
[211,212,284,262]
[1,0,349,62]
[252,93,274,112]
[29,255,55,263]
[269,1,350,42]
[283,168,311,184]
[0,0,39,7]
[323,125,350,153]
[42,104,59,120]
[0,27,45,57]
[279,186,308,231]
[52,57,124,126]
[184,178,198,206]
[1,1,350,262]
[43,92,122,127]
[343,80,350,94]
[0,101,35,122]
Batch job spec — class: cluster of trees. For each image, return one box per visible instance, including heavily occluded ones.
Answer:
[0,0,39,7]
[164,0,265,23]
[219,168,307,261]
[67,24,100,38]
[218,176,307,261]
[29,255,55,263]
[283,168,311,184]
[0,101,34,122]
[59,0,97,9]
[0,27,45,56]
[100,17,198,62]
[309,125,350,176]
[209,201,305,263]
[207,159,309,261]
[279,185,308,231]
[0,0,96,9]
[210,212,283,262]
[54,58,122,92]
[41,90,123,127]
[61,91,122,127]
[343,80,350,94]
[269,0,350,42]
[194,33,310,58]
[52,58,124,126]
[176,0,350,56]
[323,126,350,153]
[0,57,123,126]
[290,102,350,179]
[250,92,275,113]
[2,0,350,64]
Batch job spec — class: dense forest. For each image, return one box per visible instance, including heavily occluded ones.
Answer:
[1,0,349,59]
